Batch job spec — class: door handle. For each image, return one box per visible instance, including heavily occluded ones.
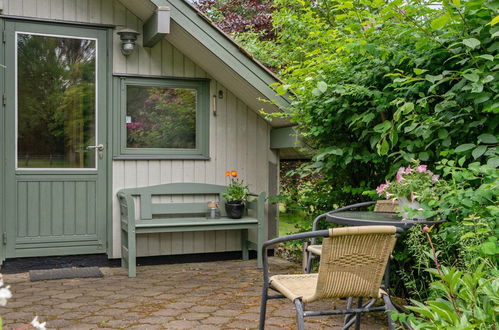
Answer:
[87,144,104,151]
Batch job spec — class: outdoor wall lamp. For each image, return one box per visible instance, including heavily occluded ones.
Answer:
[117,29,140,56]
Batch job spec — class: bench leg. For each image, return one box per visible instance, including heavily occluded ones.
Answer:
[128,229,137,278]
[121,228,128,269]
[241,229,249,261]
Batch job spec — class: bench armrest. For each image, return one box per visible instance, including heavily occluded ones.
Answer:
[247,192,266,223]
[117,190,136,227]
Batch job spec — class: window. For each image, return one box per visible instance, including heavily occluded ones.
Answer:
[116,77,210,159]
[17,33,97,169]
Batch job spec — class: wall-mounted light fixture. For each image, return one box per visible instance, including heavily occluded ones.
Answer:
[117,28,140,56]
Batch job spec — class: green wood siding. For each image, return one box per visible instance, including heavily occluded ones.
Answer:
[0,0,278,260]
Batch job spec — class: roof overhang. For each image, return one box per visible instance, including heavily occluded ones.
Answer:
[271,127,313,160]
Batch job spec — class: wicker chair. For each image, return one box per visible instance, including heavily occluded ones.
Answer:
[259,226,401,330]
[303,200,398,273]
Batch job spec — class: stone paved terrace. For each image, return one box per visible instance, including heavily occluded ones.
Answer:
[1,258,388,329]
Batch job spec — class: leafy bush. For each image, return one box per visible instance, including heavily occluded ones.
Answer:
[394,264,499,329]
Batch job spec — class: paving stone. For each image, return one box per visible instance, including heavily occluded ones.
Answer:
[164,319,202,329]
[177,312,210,320]
[1,258,387,329]
[236,312,260,321]
[203,316,231,325]
[138,315,175,324]
[100,319,137,328]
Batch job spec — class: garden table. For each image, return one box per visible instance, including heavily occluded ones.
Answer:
[325,210,445,229]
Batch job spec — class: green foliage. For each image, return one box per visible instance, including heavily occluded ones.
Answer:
[392,161,497,307]
[232,0,498,314]
[240,0,498,206]
[222,179,249,202]
[393,265,499,329]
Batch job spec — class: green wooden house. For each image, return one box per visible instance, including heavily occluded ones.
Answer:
[0,0,299,264]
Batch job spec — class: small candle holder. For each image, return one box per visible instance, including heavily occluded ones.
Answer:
[206,201,220,219]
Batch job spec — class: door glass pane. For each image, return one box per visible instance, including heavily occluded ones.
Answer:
[17,33,96,168]
[126,86,197,149]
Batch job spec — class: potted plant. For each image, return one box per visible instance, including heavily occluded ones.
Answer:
[376,162,439,219]
[223,171,249,219]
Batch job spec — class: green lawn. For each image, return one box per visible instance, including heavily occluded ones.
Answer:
[278,212,307,237]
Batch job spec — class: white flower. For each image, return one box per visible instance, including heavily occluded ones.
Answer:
[0,286,12,306]
[31,316,47,330]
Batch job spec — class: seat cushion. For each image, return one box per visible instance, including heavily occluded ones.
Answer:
[270,274,318,302]
[270,273,385,303]
[306,244,322,256]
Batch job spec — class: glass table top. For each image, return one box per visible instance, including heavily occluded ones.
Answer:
[325,211,442,228]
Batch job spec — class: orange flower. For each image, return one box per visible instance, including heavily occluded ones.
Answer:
[231,170,238,178]
[225,171,230,177]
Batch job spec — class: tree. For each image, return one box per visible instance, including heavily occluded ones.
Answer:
[193,0,275,40]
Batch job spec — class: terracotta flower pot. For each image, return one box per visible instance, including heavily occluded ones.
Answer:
[225,201,245,219]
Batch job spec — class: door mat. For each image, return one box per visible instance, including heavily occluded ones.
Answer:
[29,267,103,282]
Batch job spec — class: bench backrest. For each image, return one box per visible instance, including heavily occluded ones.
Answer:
[119,183,231,220]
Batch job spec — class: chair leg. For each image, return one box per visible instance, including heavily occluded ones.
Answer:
[382,294,397,330]
[355,297,363,330]
[343,297,354,327]
[293,298,305,330]
[305,254,315,274]
[259,284,269,330]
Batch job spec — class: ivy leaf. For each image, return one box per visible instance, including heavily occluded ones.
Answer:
[425,74,443,83]
[472,145,487,159]
[438,129,449,139]
[311,88,322,96]
[488,15,499,26]
[487,157,499,168]
[317,81,328,93]
[404,123,418,133]
[477,54,494,61]
[471,82,484,93]
[373,121,392,133]
[462,38,481,49]
[276,84,289,96]
[431,14,450,30]
[480,241,497,255]
[478,133,497,144]
[413,68,428,75]
[455,143,475,153]
[378,139,389,155]
[463,73,479,82]
[419,151,430,161]
[452,0,460,6]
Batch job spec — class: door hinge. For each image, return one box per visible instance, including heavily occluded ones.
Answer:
[2,31,6,44]
[2,94,6,106]
[2,232,6,245]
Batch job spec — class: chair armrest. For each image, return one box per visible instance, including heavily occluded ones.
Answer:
[261,230,330,283]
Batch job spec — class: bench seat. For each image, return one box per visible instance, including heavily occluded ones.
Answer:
[117,182,266,277]
[132,217,259,231]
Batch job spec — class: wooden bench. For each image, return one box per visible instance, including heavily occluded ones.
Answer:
[117,183,266,277]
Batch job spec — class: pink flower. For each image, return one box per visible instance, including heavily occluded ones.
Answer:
[376,182,390,195]
[396,167,405,182]
[411,192,416,202]
[432,174,439,183]
[416,165,427,173]
[405,166,412,174]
